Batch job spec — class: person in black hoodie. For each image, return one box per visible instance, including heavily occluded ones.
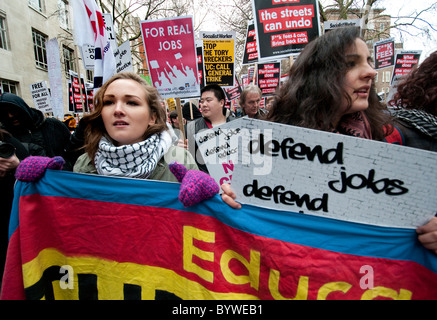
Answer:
[0,93,70,159]
[0,129,30,286]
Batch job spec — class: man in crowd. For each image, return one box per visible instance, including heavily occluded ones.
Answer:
[186,84,235,173]
[239,84,268,119]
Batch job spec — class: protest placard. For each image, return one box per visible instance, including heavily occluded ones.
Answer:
[373,38,395,70]
[252,0,321,60]
[242,21,258,65]
[194,120,242,186]
[323,19,361,33]
[257,62,281,95]
[167,98,176,112]
[46,38,64,119]
[196,40,205,88]
[29,81,52,114]
[391,50,421,85]
[114,40,133,73]
[207,118,437,229]
[224,77,242,102]
[200,31,236,87]
[140,16,200,98]
[80,44,95,70]
[68,71,87,113]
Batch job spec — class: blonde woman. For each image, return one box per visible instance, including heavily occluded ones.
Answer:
[73,72,197,182]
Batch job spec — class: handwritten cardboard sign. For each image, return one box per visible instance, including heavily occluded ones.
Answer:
[195,120,242,186]
[114,40,133,73]
[201,118,437,229]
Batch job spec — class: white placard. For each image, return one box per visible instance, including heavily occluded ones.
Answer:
[46,38,64,118]
[80,44,96,70]
[199,118,437,229]
[30,81,52,113]
[195,120,243,186]
[114,40,133,73]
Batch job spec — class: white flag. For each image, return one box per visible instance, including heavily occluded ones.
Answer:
[71,0,116,89]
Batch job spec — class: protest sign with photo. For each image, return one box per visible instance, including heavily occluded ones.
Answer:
[257,61,281,95]
[140,16,200,98]
[29,81,52,114]
[200,31,236,87]
[242,21,259,65]
[252,0,321,60]
[373,38,395,70]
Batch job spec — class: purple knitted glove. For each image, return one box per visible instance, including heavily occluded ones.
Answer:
[169,162,219,207]
[15,156,65,182]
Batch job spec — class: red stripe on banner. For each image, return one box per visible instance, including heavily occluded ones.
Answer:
[1,228,25,300]
[14,194,437,299]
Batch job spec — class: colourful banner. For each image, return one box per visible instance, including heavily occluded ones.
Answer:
[2,170,437,300]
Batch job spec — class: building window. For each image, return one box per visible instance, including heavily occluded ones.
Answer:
[29,0,44,13]
[63,46,76,74]
[384,71,391,83]
[0,13,9,50]
[0,78,18,95]
[32,29,48,70]
[86,70,93,82]
[58,0,69,30]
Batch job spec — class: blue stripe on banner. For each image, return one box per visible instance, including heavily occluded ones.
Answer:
[10,170,437,272]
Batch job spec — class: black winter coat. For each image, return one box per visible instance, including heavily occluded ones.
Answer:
[0,93,71,158]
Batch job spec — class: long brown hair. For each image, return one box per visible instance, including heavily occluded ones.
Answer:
[266,27,392,141]
[82,72,168,159]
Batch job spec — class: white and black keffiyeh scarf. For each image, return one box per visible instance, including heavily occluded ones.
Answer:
[393,109,437,139]
[95,129,175,179]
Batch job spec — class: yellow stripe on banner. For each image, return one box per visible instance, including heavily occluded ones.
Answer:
[22,248,259,300]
